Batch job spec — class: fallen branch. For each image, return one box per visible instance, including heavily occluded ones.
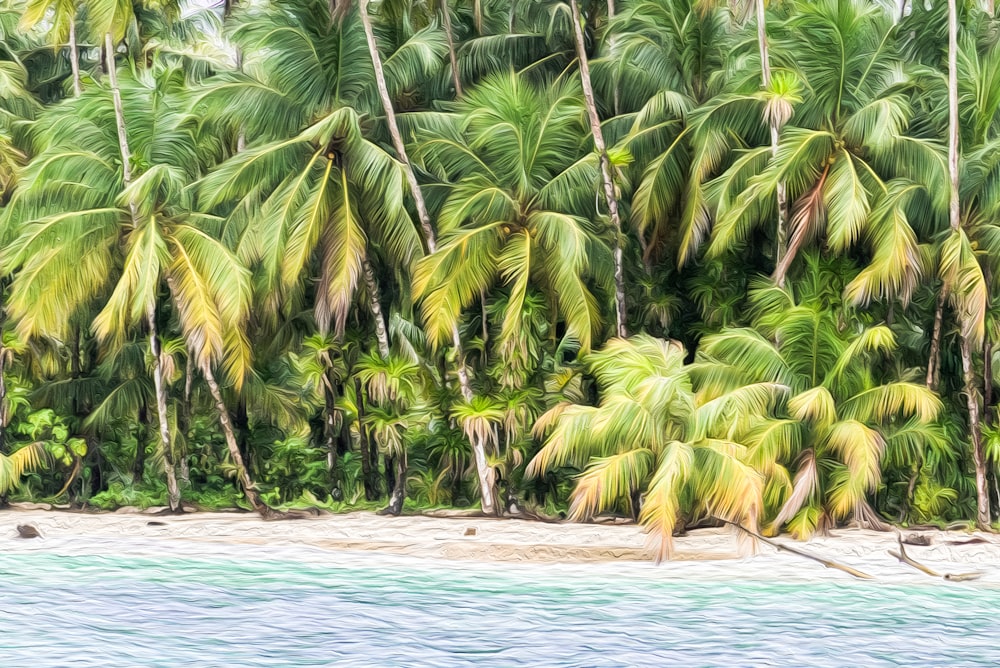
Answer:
[889,532,983,582]
[720,519,874,580]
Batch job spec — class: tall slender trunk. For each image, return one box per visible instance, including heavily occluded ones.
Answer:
[0,348,8,454]
[203,364,271,516]
[69,19,82,96]
[927,289,946,389]
[898,0,908,23]
[358,0,436,250]
[382,453,406,515]
[147,308,182,512]
[362,257,391,359]
[961,336,992,528]
[985,266,994,426]
[950,0,990,529]
[359,0,496,515]
[354,376,380,501]
[108,34,180,511]
[105,33,132,185]
[570,0,627,339]
[323,375,344,499]
[178,355,193,484]
[755,0,788,266]
[453,328,495,513]
[134,401,148,484]
[439,0,463,98]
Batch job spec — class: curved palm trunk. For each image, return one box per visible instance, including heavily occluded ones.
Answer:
[147,308,182,512]
[358,0,496,515]
[754,0,789,267]
[203,364,271,517]
[569,0,627,339]
[69,19,81,97]
[949,0,990,529]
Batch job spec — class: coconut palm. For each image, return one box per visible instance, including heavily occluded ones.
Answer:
[0,64,260,514]
[704,0,939,308]
[694,271,943,537]
[528,334,767,560]
[413,73,611,357]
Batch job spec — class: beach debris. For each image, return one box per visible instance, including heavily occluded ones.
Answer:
[889,532,983,581]
[146,521,167,527]
[945,537,992,546]
[722,519,873,580]
[901,533,933,546]
[464,527,478,536]
[16,524,41,539]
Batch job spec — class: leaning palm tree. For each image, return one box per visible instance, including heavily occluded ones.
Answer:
[528,335,767,560]
[694,275,943,537]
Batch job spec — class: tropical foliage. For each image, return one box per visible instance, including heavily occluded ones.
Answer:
[0,0,998,556]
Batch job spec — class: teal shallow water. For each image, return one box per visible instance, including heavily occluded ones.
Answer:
[3,547,999,666]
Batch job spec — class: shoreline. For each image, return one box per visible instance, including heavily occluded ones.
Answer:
[1,506,1000,585]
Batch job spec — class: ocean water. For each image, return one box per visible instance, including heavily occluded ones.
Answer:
[2,543,999,667]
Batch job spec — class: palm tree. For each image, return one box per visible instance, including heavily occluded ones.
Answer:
[694,273,942,537]
[0,65,261,514]
[412,73,610,357]
[567,0,627,337]
[528,335,766,560]
[704,0,939,308]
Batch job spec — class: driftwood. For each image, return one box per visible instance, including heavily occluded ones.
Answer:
[722,520,874,580]
[889,532,983,582]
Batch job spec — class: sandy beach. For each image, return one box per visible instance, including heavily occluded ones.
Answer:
[0,505,998,586]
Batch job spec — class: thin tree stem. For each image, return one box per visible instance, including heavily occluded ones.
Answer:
[69,18,82,97]
[203,363,271,517]
[569,0,627,338]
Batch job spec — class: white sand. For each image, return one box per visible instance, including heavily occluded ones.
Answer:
[2,506,999,585]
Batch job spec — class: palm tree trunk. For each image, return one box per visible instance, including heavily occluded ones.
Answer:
[948,0,990,529]
[178,355,193,484]
[383,452,406,515]
[358,0,436,250]
[439,0,463,98]
[69,19,82,97]
[202,363,272,517]
[105,33,132,185]
[147,308,182,513]
[569,0,627,339]
[354,376,380,501]
[961,335,992,528]
[754,0,788,265]
[357,0,497,515]
[109,34,180,511]
[362,257,391,359]
[453,328,496,514]
[927,289,946,389]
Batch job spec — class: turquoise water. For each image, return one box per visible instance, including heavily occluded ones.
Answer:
[3,548,999,666]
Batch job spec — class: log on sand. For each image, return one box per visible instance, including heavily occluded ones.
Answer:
[889,532,983,582]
